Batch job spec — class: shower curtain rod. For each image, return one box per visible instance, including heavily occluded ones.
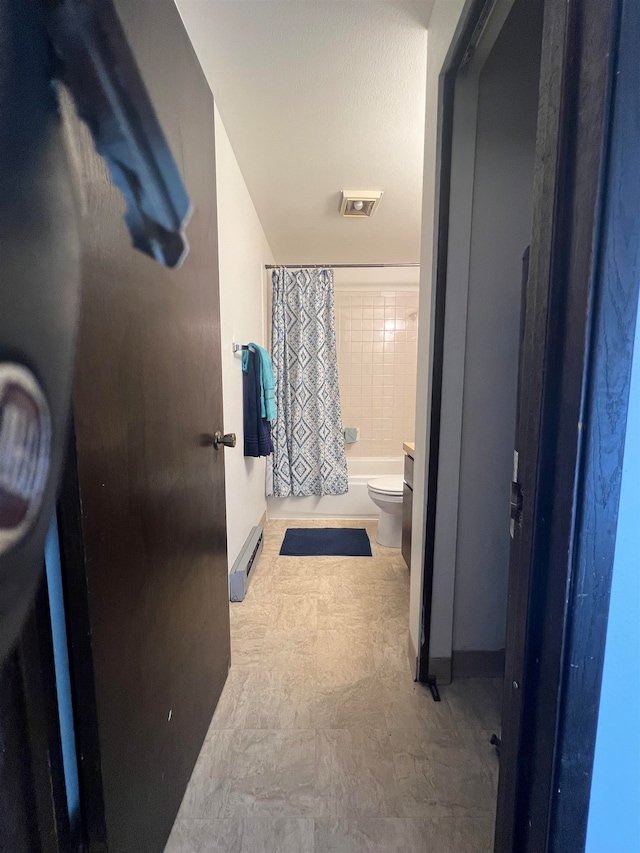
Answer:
[264,263,420,270]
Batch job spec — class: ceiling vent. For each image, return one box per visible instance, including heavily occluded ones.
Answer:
[340,190,383,218]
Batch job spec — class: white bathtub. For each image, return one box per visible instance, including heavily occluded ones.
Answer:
[266,457,404,519]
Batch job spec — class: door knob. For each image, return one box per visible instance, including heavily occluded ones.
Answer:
[212,431,236,448]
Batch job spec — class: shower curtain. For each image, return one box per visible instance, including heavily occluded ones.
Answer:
[269,267,348,496]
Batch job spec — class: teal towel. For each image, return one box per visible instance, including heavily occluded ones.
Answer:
[242,342,276,422]
[344,427,358,444]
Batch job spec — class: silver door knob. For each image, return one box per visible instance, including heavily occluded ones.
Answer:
[213,431,236,448]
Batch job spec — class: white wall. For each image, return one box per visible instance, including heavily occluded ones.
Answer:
[410,0,468,663]
[215,106,274,569]
[410,0,544,668]
[452,0,542,651]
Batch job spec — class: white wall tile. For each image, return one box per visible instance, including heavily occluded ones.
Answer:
[336,288,418,457]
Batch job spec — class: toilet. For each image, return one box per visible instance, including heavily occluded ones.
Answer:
[367,475,405,548]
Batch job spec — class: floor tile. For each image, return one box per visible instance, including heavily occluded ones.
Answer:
[250,557,321,596]
[165,818,314,853]
[230,633,266,668]
[261,628,318,671]
[229,606,270,667]
[422,813,496,852]
[393,744,496,818]
[315,729,402,817]
[316,628,377,685]
[210,667,316,729]
[167,519,501,852]
[178,730,235,819]
[316,590,407,632]
[382,669,457,734]
[314,817,433,853]
[224,730,317,817]
[268,593,318,632]
[443,677,503,733]
[315,814,495,853]
[317,579,408,617]
[315,673,388,730]
[371,638,412,675]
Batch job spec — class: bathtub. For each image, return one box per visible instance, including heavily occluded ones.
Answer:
[266,457,404,519]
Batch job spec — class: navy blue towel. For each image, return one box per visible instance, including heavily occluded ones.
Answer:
[280,528,372,557]
[243,348,273,457]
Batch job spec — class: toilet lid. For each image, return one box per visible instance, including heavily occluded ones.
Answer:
[368,475,404,495]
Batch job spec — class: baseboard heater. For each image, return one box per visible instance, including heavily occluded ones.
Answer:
[229,524,264,602]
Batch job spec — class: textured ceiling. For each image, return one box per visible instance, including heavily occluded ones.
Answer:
[176,1,432,263]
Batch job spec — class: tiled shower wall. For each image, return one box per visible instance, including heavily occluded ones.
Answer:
[334,289,418,458]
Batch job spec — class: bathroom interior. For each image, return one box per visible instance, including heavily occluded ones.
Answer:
[161,0,544,850]
[180,0,429,685]
[36,0,549,850]
[183,0,433,625]
[266,264,419,540]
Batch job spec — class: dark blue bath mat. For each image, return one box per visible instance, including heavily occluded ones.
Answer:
[280,527,372,557]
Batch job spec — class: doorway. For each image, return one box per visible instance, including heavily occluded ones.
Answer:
[420,0,638,849]
[0,4,632,853]
[422,0,545,686]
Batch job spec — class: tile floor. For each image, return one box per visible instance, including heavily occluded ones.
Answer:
[166,519,501,853]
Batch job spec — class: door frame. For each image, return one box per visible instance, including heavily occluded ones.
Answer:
[422,0,639,848]
[420,0,531,684]
[496,0,639,848]
[0,578,71,853]
[417,0,487,683]
[55,425,108,852]
[418,0,538,682]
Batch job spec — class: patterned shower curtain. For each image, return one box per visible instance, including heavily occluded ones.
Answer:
[269,267,348,496]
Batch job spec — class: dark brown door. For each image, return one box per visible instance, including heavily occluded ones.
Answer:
[57,2,230,850]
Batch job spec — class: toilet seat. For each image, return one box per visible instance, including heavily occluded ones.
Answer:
[367,475,404,496]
